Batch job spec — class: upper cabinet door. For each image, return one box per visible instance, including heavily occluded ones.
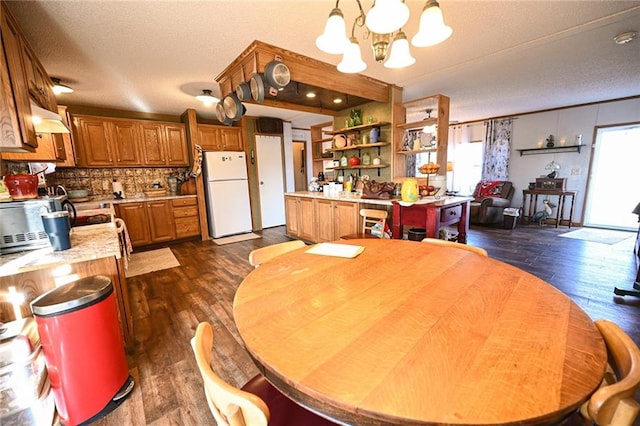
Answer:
[0,7,37,150]
[197,125,221,151]
[164,124,188,166]
[74,116,113,166]
[110,119,140,165]
[220,127,243,151]
[140,122,166,166]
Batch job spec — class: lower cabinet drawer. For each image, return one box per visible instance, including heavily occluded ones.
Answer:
[175,217,200,238]
[173,206,198,218]
[440,205,462,223]
[172,197,197,208]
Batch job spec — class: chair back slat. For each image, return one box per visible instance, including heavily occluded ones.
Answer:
[249,240,306,268]
[587,319,640,425]
[191,322,270,425]
[360,208,388,238]
[420,238,489,257]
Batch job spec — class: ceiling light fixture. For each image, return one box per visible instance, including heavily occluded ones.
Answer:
[316,0,452,73]
[195,89,220,106]
[306,92,317,98]
[51,77,74,95]
[614,31,637,45]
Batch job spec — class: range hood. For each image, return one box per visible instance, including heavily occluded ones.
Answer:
[30,102,70,134]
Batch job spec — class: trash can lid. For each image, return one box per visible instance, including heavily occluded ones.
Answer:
[30,275,113,317]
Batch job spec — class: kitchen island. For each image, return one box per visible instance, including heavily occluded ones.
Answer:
[0,223,133,347]
[284,191,473,243]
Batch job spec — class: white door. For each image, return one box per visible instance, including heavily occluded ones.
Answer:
[256,135,286,228]
[584,124,640,230]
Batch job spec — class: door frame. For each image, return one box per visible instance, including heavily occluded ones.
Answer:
[583,121,640,230]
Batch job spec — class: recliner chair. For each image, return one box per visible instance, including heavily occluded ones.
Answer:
[469,181,514,225]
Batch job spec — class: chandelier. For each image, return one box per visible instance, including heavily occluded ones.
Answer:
[316,0,452,73]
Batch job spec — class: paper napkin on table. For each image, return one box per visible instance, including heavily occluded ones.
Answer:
[305,243,365,258]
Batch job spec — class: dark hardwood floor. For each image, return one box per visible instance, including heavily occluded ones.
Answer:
[92,223,640,425]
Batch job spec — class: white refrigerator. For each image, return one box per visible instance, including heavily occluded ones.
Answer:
[203,151,252,238]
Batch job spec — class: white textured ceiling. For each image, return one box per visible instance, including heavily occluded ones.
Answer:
[6,1,640,128]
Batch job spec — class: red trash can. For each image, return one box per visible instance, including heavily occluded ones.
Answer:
[30,275,133,425]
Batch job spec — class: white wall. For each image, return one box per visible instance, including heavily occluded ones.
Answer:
[509,98,640,223]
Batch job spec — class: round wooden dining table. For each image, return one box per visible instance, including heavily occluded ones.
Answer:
[233,239,607,426]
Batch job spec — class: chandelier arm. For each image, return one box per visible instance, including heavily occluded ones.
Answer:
[353,0,367,38]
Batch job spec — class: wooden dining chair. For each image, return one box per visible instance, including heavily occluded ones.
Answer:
[248,240,306,268]
[420,237,489,257]
[578,319,640,426]
[340,208,388,240]
[191,322,337,426]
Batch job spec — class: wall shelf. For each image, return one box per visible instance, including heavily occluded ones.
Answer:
[328,142,389,153]
[396,118,437,130]
[328,121,390,135]
[329,164,389,171]
[396,147,437,155]
[517,144,586,156]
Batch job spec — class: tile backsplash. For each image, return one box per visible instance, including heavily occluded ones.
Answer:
[47,167,190,198]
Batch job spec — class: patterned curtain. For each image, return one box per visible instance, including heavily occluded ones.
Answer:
[481,118,513,180]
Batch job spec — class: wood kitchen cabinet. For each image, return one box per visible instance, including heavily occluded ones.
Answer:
[72,114,188,167]
[198,124,243,151]
[139,122,189,166]
[1,131,65,162]
[73,115,141,166]
[285,195,315,241]
[117,198,199,248]
[20,37,54,110]
[116,202,151,246]
[172,197,200,238]
[147,199,175,242]
[0,256,133,348]
[0,3,37,151]
[315,199,360,242]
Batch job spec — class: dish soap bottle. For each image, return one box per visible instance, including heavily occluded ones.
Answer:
[362,151,371,166]
[340,153,348,167]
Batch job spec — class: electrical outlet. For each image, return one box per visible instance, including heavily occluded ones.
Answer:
[571,168,581,175]
[102,180,110,191]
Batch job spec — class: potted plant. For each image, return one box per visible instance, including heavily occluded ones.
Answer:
[350,108,362,126]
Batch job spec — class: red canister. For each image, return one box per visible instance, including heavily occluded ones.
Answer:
[3,174,39,200]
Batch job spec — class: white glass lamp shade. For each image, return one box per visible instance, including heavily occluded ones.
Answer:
[411,0,453,47]
[196,89,220,106]
[384,32,416,68]
[337,37,367,74]
[51,78,74,95]
[365,0,409,34]
[316,8,349,55]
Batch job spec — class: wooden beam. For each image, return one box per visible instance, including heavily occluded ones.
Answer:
[216,40,390,104]
[243,98,340,117]
[181,108,209,241]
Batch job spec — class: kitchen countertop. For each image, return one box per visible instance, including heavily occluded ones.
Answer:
[0,223,121,278]
[71,194,197,205]
[109,194,197,204]
[285,191,471,207]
